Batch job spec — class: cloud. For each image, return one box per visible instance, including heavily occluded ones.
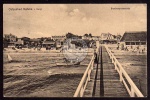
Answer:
[3,4,147,38]
[68,8,86,22]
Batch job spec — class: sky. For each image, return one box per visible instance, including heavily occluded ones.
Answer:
[3,4,147,38]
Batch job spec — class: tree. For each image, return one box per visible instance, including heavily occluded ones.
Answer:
[89,33,92,37]
[66,32,79,39]
[78,36,82,39]
[116,35,122,40]
[113,35,116,39]
[84,33,88,37]
[66,32,74,38]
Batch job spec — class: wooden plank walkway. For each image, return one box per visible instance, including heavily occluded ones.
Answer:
[83,46,129,97]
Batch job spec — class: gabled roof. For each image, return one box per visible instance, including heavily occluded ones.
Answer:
[101,33,112,37]
[120,31,147,42]
[101,33,114,40]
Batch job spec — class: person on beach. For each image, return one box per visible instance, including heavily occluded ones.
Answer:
[37,45,41,51]
[19,45,22,49]
[117,43,119,50]
[60,47,63,52]
[137,45,140,53]
[124,46,128,51]
[120,43,124,50]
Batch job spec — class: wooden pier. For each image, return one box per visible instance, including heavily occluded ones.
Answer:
[83,46,129,97]
[73,45,144,97]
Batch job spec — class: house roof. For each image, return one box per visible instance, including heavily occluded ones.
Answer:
[120,31,147,42]
[21,37,30,41]
[14,41,23,44]
[52,36,65,38]
[30,39,40,42]
[92,36,100,38]
[42,41,55,44]
[8,42,15,44]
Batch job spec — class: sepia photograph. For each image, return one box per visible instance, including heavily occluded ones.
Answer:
[3,4,147,97]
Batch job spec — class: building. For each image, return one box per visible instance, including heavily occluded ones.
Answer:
[115,35,122,42]
[3,33,17,42]
[92,36,101,41]
[30,38,41,46]
[56,40,63,49]
[119,31,147,49]
[3,33,17,48]
[51,36,66,41]
[7,42,15,48]
[101,33,116,44]
[42,41,55,48]
[3,38,8,48]
[82,36,92,40]
[14,38,24,48]
[101,33,114,40]
[82,36,100,41]
[21,37,30,46]
[69,43,75,49]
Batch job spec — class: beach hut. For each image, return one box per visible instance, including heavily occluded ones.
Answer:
[120,31,147,51]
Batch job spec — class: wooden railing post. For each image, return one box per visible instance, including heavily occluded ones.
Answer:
[88,69,91,81]
[119,68,123,82]
[80,86,84,97]
[114,61,117,70]
[91,60,94,70]
[112,57,114,63]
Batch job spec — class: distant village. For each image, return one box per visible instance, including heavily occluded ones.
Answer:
[3,31,147,52]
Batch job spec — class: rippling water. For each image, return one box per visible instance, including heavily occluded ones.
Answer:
[3,53,92,97]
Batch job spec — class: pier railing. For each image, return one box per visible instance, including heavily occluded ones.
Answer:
[73,53,95,97]
[104,45,144,97]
